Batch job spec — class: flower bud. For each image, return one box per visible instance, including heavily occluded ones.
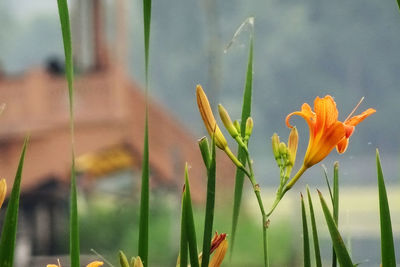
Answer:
[279,142,288,159]
[196,85,228,150]
[271,133,280,160]
[119,251,130,267]
[245,117,253,139]
[233,120,241,135]
[287,127,298,166]
[132,257,144,267]
[218,104,239,138]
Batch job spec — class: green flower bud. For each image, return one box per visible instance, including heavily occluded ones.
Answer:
[218,104,239,138]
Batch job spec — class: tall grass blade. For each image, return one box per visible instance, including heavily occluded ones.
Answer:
[138,120,149,266]
[201,137,216,267]
[56,1,79,266]
[198,137,211,168]
[376,149,396,266]
[0,137,28,267]
[230,20,254,255]
[332,162,339,267]
[301,193,311,267]
[138,0,152,264]
[318,190,354,267]
[306,186,322,267]
[180,185,188,267]
[322,164,333,205]
[143,0,152,86]
[184,164,199,267]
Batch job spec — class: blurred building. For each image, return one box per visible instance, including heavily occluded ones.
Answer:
[0,0,234,264]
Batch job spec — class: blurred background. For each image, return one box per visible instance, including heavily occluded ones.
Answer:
[0,0,399,266]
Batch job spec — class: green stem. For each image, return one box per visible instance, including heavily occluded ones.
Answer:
[266,164,308,218]
[284,165,308,193]
[245,153,269,267]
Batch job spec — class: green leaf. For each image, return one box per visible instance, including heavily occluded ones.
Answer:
[198,137,211,168]
[306,186,322,267]
[139,0,152,264]
[138,117,149,266]
[0,137,29,267]
[397,0,400,13]
[180,185,188,267]
[332,162,339,267]
[322,164,333,205]
[69,160,79,267]
[318,190,354,267]
[143,0,152,85]
[56,1,79,266]
[201,137,216,267]
[376,149,396,266]
[230,24,254,256]
[184,164,199,267]
[56,0,74,120]
[301,193,311,267]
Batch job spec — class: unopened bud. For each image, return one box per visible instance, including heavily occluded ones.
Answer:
[279,142,288,157]
[233,120,241,135]
[245,117,253,139]
[218,104,239,138]
[196,85,228,150]
[119,251,130,267]
[132,257,144,267]
[271,133,280,160]
[287,127,298,166]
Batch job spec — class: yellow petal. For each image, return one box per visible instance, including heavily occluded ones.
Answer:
[0,179,7,210]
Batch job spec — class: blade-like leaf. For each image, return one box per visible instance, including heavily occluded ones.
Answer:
[301,193,311,267]
[201,137,216,267]
[180,185,188,267]
[143,0,152,85]
[322,164,333,205]
[138,118,149,266]
[56,1,79,266]
[332,162,339,267]
[0,137,28,267]
[230,21,254,255]
[306,186,322,267]
[318,190,353,267]
[184,164,199,267]
[376,149,396,266]
[139,0,152,264]
[198,137,211,168]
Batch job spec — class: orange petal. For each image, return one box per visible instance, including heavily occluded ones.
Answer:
[209,239,228,267]
[336,138,349,153]
[304,121,345,167]
[286,103,316,130]
[314,95,338,134]
[86,261,104,267]
[345,108,376,127]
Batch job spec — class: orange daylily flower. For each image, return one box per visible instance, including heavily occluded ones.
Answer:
[209,233,228,267]
[47,260,103,267]
[286,95,375,169]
